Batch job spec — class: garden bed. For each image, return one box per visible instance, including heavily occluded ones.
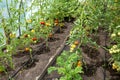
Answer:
[43,26,120,80]
[0,22,72,80]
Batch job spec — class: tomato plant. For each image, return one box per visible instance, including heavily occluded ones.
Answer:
[0,0,66,73]
[48,50,83,80]
[109,25,120,72]
[0,49,13,73]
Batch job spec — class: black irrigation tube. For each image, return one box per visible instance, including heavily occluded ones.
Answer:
[103,1,108,80]
[8,44,44,80]
[8,39,46,80]
[103,31,107,80]
[8,23,67,80]
[8,51,37,80]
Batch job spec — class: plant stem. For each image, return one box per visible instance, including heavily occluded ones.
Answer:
[18,0,23,37]
[21,0,27,29]
[5,0,12,44]
[6,0,11,18]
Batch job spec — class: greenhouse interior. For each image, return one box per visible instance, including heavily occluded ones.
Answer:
[0,0,120,80]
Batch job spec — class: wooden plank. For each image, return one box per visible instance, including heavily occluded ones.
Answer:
[37,35,69,80]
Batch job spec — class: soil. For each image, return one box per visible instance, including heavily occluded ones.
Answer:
[0,22,72,80]
[82,27,120,80]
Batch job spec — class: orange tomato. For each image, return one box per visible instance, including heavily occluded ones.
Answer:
[25,48,30,52]
[77,60,82,67]
[32,37,37,41]
[74,40,79,45]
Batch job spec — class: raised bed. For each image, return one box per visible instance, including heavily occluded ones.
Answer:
[0,22,72,80]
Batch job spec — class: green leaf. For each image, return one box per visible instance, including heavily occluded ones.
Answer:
[75,67,83,73]
[58,67,66,74]
[48,67,57,74]
[0,65,5,72]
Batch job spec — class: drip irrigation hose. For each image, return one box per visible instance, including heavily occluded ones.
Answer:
[8,51,37,80]
[103,1,108,80]
[103,33,107,80]
[8,40,46,80]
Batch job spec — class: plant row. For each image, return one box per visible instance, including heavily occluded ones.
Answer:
[0,0,80,74]
[48,0,120,80]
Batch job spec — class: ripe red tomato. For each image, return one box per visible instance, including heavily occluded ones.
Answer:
[40,22,45,25]
[32,37,37,41]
